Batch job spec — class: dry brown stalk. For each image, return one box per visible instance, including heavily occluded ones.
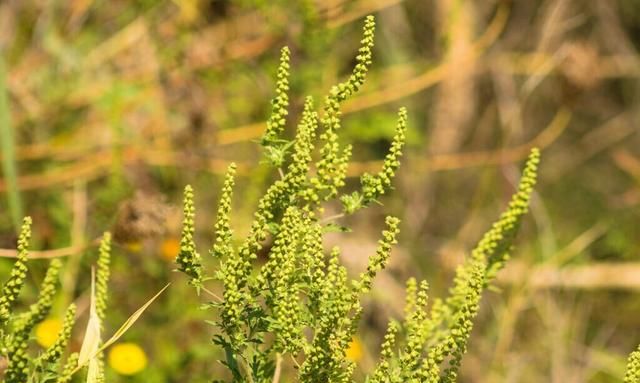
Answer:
[499,261,640,290]
[0,240,97,259]
[0,106,569,192]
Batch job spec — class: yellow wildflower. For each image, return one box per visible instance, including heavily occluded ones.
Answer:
[35,318,63,348]
[346,336,363,362]
[160,238,180,262]
[108,342,148,375]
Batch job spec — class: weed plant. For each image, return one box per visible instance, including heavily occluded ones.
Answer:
[0,221,111,383]
[175,14,639,383]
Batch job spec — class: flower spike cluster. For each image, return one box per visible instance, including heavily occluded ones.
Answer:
[0,214,100,383]
[299,247,353,382]
[398,279,430,381]
[412,149,540,381]
[445,148,540,320]
[300,218,325,318]
[6,259,62,383]
[174,14,542,383]
[369,321,399,383]
[13,259,61,333]
[312,15,376,200]
[262,207,305,354]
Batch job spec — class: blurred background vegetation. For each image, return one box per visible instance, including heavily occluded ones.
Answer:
[0,0,639,382]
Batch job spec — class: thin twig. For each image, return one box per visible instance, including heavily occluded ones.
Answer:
[327,0,405,28]
[0,106,569,193]
[290,354,301,369]
[499,262,640,290]
[320,213,345,224]
[0,238,99,259]
[201,287,223,303]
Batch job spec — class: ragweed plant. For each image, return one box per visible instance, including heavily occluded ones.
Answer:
[0,220,113,383]
[0,223,164,383]
[0,217,71,383]
[175,15,547,382]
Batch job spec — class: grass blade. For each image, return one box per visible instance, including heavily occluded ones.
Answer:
[0,52,22,230]
[70,283,170,376]
[78,269,101,367]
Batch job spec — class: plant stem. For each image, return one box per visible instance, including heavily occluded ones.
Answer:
[201,286,223,302]
[0,52,23,231]
[239,354,255,383]
[272,353,282,383]
[320,212,345,223]
[290,354,301,369]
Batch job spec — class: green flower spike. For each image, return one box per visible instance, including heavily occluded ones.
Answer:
[299,248,352,382]
[300,219,325,319]
[313,15,376,200]
[360,107,408,205]
[353,216,400,293]
[0,217,32,326]
[446,148,540,319]
[41,304,76,363]
[16,259,62,331]
[212,163,236,260]
[96,232,111,322]
[177,185,203,288]
[267,207,304,354]
[399,280,430,381]
[286,97,318,203]
[7,259,61,383]
[369,321,399,383]
[262,46,291,147]
[56,352,79,383]
[419,148,540,381]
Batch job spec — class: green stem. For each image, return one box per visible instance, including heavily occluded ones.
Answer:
[0,52,23,231]
[272,353,282,383]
